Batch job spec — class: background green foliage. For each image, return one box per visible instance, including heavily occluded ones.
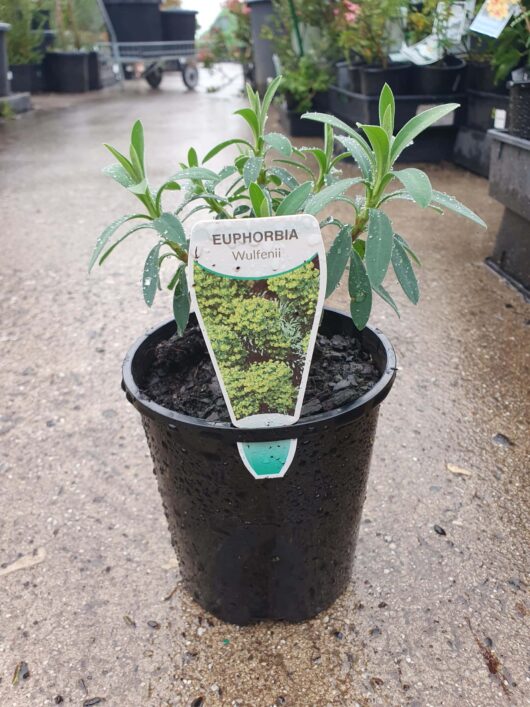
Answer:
[0,0,46,65]
[193,261,319,419]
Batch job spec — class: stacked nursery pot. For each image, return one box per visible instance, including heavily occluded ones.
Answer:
[508,68,530,140]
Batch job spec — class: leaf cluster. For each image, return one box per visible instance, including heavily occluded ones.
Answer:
[91,77,485,335]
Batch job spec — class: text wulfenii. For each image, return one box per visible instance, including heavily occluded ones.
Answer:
[211,229,299,246]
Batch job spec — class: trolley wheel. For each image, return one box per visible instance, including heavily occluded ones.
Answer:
[182,62,199,90]
[145,65,163,89]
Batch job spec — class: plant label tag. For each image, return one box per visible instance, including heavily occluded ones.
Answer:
[188,215,327,479]
[469,1,518,38]
[494,108,507,129]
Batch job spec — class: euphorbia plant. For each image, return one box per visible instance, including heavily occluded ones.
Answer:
[90,78,485,332]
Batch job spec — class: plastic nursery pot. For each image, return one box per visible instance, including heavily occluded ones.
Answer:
[122,308,396,625]
[43,51,89,93]
[508,80,530,140]
[359,62,412,96]
[414,56,466,96]
[466,61,507,95]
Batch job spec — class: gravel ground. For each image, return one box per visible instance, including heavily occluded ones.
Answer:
[0,66,528,706]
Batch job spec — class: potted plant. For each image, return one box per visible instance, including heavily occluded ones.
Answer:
[0,0,46,94]
[262,0,337,134]
[405,0,467,96]
[91,78,485,624]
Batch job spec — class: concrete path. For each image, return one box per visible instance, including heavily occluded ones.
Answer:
[1,67,528,707]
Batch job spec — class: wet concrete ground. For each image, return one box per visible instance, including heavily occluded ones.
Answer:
[1,66,529,706]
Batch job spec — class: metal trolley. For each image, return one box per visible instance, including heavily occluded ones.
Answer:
[98,40,199,89]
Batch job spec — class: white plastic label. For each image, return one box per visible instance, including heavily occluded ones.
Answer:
[188,215,327,479]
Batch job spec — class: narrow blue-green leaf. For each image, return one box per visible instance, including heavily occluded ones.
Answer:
[155,180,181,212]
[103,144,135,176]
[273,158,314,179]
[365,209,394,286]
[260,75,283,130]
[128,177,148,195]
[352,238,365,259]
[391,168,432,208]
[349,249,372,330]
[378,83,395,133]
[243,156,263,187]
[249,182,265,215]
[391,103,460,163]
[300,147,327,175]
[264,132,292,156]
[233,204,251,217]
[130,120,144,170]
[98,223,154,266]
[89,215,147,272]
[245,82,260,114]
[202,139,253,163]
[187,147,198,167]
[170,167,220,182]
[373,282,400,317]
[304,178,363,215]
[173,267,190,336]
[392,240,419,304]
[102,163,135,188]
[276,180,313,216]
[217,165,238,181]
[431,190,487,228]
[152,212,187,247]
[335,136,373,180]
[143,242,162,307]
[234,108,260,141]
[359,125,390,178]
[129,144,143,180]
[394,233,421,265]
[326,224,352,297]
[301,112,373,157]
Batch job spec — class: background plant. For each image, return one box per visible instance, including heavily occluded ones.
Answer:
[91,77,485,337]
[491,0,530,82]
[0,0,46,65]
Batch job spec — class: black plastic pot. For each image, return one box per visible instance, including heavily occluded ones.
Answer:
[103,0,162,42]
[466,89,509,132]
[10,63,44,93]
[43,51,89,93]
[161,9,197,41]
[122,309,396,625]
[466,61,506,95]
[414,56,466,96]
[508,80,530,140]
[359,62,412,96]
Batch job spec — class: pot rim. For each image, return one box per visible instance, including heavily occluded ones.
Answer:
[122,307,397,441]
[416,56,466,71]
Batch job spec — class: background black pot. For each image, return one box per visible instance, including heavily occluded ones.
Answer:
[414,56,466,96]
[44,51,89,93]
[122,309,396,625]
[103,0,162,42]
[359,62,412,96]
[10,63,44,93]
[466,61,507,94]
[508,79,530,140]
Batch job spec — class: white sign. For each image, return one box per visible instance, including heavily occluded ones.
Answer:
[189,215,327,478]
[469,0,519,38]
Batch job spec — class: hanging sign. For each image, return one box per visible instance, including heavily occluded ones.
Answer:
[469,0,520,38]
[189,215,326,479]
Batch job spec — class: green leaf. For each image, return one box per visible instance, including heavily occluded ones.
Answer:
[335,136,372,180]
[304,178,363,215]
[365,209,394,286]
[127,177,148,195]
[249,182,265,216]
[202,138,253,163]
[170,167,220,182]
[394,233,421,266]
[391,168,432,208]
[264,132,292,156]
[273,158,314,179]
[155,180,181,212]
[243,156,263,187]
[102,163,135,188]
[89,215,147,272]
[234,108,260,141]
[359,125,390,178]
[130,120,144,171]
[392,240,419,304]
[349,249,372,330]
[326,224,352,297]
[173,267,190,336]
[276,180,313,216]
[378,83,395,133]
[260,75,283,130]
[301,112,373,158]
[300,147,327,176]
[129,144,143,180]
[98,223,154,266]
[143,242,162,307]
[353,239,366,259]
[431,190,487,228]
[103,144,135,177]
[187,147,198,167]
[391,103,460,164]
[373,282,400,317]
[217,165,238,180]
[152,213,187,247]
[245,83,260,114]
